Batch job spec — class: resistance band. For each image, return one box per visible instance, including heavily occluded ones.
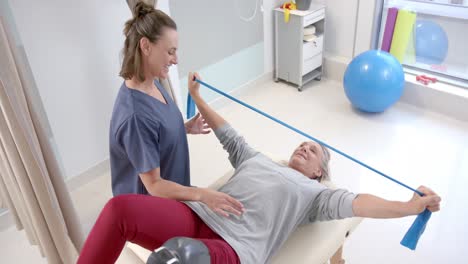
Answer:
[187,78,431,250]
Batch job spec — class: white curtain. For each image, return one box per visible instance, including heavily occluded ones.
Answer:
[0,16,83,263]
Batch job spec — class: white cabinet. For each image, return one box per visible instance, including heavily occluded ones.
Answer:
[274,4,326,91]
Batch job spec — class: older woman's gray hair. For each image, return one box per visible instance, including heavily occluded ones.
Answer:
[318,144,331,182]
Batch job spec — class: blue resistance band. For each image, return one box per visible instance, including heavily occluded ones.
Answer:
[187,78,431,250]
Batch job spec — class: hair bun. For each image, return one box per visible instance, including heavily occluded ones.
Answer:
[133,1,154,19]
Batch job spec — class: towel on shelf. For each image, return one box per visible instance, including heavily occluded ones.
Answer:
[304,25,316,36]
[304,34,317,42]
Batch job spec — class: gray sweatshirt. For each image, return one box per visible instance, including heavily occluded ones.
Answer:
[185,124,357,264]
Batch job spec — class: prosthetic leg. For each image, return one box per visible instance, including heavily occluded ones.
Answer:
[146,237,211,264]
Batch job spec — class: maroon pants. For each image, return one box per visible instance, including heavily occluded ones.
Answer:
[77,194,240,264]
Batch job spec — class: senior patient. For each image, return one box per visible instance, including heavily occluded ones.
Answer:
[77,73,441,264]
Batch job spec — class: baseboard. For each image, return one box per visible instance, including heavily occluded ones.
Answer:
[207,71,274,110]
[66,158,111,192]
[0,158,111,231]
[322,53,468,123]
[401,74,468,123]
[0,209,13,231]
[323,53,351,83]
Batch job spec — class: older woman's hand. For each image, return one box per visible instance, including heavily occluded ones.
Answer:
[188,72,201,97]
[185,113,211,135]
[408,186,441,214]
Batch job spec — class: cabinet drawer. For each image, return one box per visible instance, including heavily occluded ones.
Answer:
[303,35,323,60]
[302,53,322,75]
[303,9,325,28]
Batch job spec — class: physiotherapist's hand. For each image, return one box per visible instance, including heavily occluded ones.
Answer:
[199,188,245,218]
[185,113,211,135]
[188,72,201,98]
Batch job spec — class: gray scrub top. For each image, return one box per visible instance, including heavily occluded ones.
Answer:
[109,80,190,196]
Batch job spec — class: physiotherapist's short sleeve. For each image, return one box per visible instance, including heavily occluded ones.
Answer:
[116,114,160,174]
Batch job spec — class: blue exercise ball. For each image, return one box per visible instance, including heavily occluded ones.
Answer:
[343,50,405,113]
[415,20,448,65]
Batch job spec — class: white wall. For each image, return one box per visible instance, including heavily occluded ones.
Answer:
[158,0,182,107]
[321,0,378,58]
[263,0,284,74]
[8,0,179,179]
[354,0,378,56]
[321,0,359,58]
[170,0,263,79]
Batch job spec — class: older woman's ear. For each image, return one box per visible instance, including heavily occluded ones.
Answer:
[315,168,322,178]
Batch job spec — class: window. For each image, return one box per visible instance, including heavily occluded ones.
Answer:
[378,0,468,85]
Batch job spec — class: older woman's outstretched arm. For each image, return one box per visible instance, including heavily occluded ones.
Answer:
[352,186,441,218]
